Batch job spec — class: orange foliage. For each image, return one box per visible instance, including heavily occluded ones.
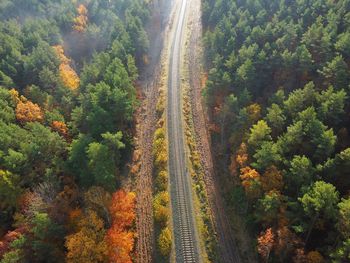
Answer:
[307,251,324,263]
[67,208,82,229]
[53,45,80,90]
[106,229,134,263]
[240,166,261,199]
[109,190,136,229]
[15,100,44,123]
[261,165,284,193]
[51,121,68,137]
[236,142,248,167]
[275,225,302,259]
[73,4,88,32]
[106,190,136,263]
[0,227,27,257]
[257,228,275,262]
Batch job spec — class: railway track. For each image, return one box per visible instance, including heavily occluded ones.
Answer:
[167,0,201,262]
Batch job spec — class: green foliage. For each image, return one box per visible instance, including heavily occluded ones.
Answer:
[338,198,350,239]
[0,249,24,263]
[265,104,286,133]
[203,0,350,259]
[248,120,272,148]
[299,181,339,220]
[331,238,350,262]
[256,191,282,225]
[30,212,65,261]
[87,142,116,191]
[78,82,133,138]
[0,0,150,261]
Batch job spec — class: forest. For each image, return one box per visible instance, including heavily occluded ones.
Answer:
[0,0,150,262]
[2,0,350,262]
[202,0,350,262]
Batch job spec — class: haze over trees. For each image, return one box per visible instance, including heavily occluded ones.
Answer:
[202,0,350,261]
[0,0,150,262]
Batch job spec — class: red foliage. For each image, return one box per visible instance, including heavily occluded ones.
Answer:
[0,227,27,257]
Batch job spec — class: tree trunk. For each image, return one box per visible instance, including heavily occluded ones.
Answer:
[305,213,319,245]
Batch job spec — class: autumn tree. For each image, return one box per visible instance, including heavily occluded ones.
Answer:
[155,170,168,192]
[257,228,275,262]
[15,100,44,123]
[261,166,284,193]
[51,120,68,138]
[153,191,170,227]
[73,4,88,33]
[105,228,134,263]
[306,251,324,263]
[235,142,248,168]
[106,190,136,263]
[240,166,262,199]
[84,186,111,227]
[65,210,108,263]
[53,45,80,90]
[109,190,136,229]
[158,227,172,257]
[275,223,302,261]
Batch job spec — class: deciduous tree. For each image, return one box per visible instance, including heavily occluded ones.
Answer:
[65,210,108,263]
[257,228,275,262]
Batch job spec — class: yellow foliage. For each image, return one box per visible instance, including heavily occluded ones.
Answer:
[53,45,70,64]
[156,95,165,115]
[153,203,169,226]
[156,170,168,191]
[158,227,172,257]
[65,210,108,263]
[247,103,261,122]
[155,127,166,140]
[236,143,248,167]
[59,64,80,90]
[51,120,68,137]
[240,166,262,199]
[73,4,88,32]
[53,45,80,90]
[154,150,168,169]
[9,88,20,104]
[16,100,44,123]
